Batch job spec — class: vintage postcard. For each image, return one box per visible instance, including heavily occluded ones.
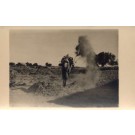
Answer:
[0,26,135,109]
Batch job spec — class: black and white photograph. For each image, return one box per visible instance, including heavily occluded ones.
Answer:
[9,28,119,107]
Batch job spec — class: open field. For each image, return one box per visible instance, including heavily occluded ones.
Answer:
[10,66,118,107]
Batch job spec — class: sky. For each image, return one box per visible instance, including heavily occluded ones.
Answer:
[10,29,118,67]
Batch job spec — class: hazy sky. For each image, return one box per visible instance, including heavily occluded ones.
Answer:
[10,29,118,66]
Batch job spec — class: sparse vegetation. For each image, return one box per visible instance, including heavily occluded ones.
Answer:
[10,63,118,95]
[45,62,52,67]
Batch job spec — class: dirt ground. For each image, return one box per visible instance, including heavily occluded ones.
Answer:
[10,67,118,107]
[49,80,118,107]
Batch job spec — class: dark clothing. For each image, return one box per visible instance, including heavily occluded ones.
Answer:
[61,60,69,80]
[62,68,68,80]
[60,55,74,86]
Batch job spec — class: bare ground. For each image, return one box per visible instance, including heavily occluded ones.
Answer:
[10,69,118,107]
[49,80,118,107]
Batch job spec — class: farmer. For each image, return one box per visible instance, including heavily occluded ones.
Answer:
[61,54,70,87]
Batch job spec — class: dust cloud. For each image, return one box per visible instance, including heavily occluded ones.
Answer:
[74,36,100,89]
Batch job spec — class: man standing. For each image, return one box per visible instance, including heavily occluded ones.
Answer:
[61,55,70,87]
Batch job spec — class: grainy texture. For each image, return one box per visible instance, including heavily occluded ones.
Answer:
[10,66,118,107]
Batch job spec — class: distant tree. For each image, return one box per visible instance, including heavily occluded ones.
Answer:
[33,63,38,68]
[45,62,52,67]
[16,63,24,67]
[96,52,108,67]
[26,62,33,67]
[26,62,30,66]
[10,62,15,66]
[109,59,118,66]
[114,60,118,65]
[45,62,48,67]
[96,52,116,67]
[108,53,115,65]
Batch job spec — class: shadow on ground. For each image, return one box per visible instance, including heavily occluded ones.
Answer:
[48,80,119,107]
